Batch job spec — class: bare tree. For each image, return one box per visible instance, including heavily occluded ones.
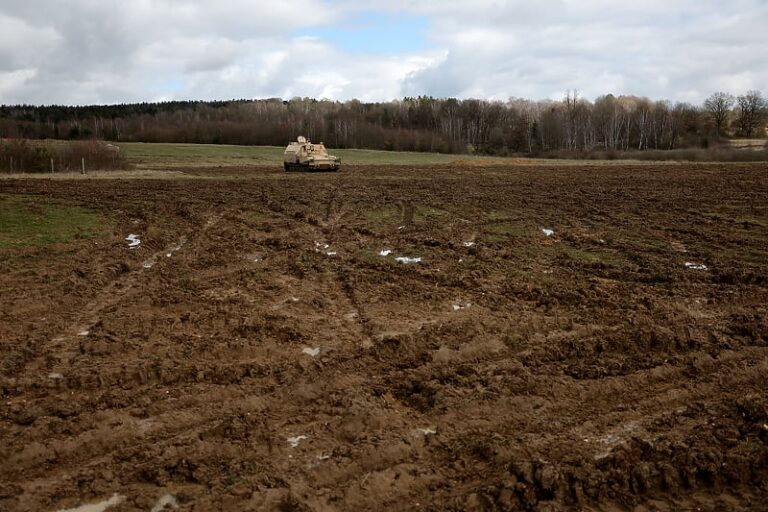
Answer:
[736,90,766,137]
[704,92,735,137]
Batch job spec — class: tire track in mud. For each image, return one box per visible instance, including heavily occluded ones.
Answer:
[1,204,345,509]
[245,186,457,506]
[257,190,549,503]
[260,186,379,352]
[14,212,227,385]
[70,211,223,337]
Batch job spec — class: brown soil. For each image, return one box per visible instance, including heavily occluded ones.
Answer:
[1,163,767,511]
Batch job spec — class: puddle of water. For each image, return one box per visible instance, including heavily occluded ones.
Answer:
[150,494,179,512]
[541,228,554,237]
[395,256,422,264]
[314,241,337,256]
[55,494,125,512]
[125,234,141,249]
[302,347,320,357]
[685,262,707,270]
[166,236,186,258]
[671,241,687,253]
[587,420,643,460]
[287,435,307,448]
[379,249,393,257]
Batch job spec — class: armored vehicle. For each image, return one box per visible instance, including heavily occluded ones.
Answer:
[283,136,341,171]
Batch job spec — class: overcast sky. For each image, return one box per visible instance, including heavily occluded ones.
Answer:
[1,0,766,105]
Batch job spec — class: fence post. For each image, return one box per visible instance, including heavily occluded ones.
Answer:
[81,157,85,175]
[10,156,13,173]
[51,158,55,174]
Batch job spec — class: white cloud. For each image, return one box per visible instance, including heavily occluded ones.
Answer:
[0,0,766,105]
[0,69,38,97]
[391,0,768,101]
[0,14,61,72]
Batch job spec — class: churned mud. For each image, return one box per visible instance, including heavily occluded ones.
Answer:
[1,163,767,511]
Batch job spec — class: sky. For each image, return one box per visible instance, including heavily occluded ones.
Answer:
[0,0,766,105]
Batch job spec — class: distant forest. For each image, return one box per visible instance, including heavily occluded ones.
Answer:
[0,91,765,156]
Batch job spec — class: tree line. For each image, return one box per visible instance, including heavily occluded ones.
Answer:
[0,91,765,156]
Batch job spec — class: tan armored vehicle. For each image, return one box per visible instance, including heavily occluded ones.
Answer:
[283,136,341,172]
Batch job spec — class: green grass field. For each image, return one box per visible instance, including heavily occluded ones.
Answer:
[0,194,105,248]
[4,140,737,175]
[119,142,499,167]
[120,142,739,168]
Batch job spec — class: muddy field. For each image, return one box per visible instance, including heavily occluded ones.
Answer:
[1,163,768,511]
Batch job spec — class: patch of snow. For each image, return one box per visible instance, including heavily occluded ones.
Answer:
[397,225,405,230]
[142,260,155,269]
[452,302,471,311]
[395,256,422,264]
[287,435,307,448]
[685,262,707,270]
[463,241,476,247]
[48,373,64,380]
[314,241,336,256]
[317,453,331,460]
[150,494,179,512]
[416,428,437,436]
[165,237,186,258]
[541,228,554,237]
[78,330,90,336]
[55,494,125,512]
[302,347,320,357]
[379,250,393,257]
[125,234,141,249]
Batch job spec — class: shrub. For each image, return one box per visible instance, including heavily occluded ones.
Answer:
[57,141,127,171]
[0,139,129,173]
